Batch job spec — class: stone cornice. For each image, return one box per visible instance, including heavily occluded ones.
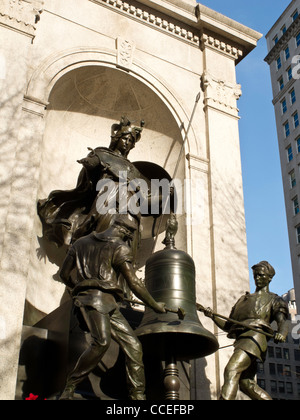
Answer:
[89,0,200,46]
[200,32,243,61]
[196,4,262,61]
[0,0,43,38]
[272,76,295,106]
[265,14,300,64]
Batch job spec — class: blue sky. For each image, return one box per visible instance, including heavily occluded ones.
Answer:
[196,0,293,295]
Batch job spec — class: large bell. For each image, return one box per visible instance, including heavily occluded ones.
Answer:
[135,219,219,361]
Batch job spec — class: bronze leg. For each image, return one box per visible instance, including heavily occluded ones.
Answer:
[221,349,253,400]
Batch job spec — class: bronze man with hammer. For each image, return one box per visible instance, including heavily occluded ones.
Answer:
[59,214,166,400]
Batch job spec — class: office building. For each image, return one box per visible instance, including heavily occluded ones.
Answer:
[265,0,300,310]
[257,289,300,400]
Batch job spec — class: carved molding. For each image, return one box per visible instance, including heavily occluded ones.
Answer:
[202,71,242,117]
[0,0,43,38]
[186,154,209,174]
[89,0,200,45]
[22,95,48,117]
[265,14,300,64]
[201,33,243,61]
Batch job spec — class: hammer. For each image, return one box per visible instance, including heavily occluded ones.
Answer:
[124,298,186,320]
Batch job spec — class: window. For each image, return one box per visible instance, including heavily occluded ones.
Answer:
[286,382,293,394]
[287,145,293,162]
[282,99,287,114]
[283,348,290,360]
[269,363,276,375]
[284,121,290,137]
[296,366,300,378]
[284,365,292,377]
[279,77,284,91]
[288,66,293,81]
[278,381,285,393]
[277,364,283,375]
[274,35,279,45]
[294,112,300,128]
[271,381,277,392]
[291,88,296,104]
[295,349,300,361]
[277,56,282,70]
[290,170,296,188]
[268,346,275,358]
[282,25,287,35]
[293,10,299,22]
[285,47,290,60]
[257,362,264,373]
[257,379,266,390]
[297,137,300,153]
[293,196,300,215]
[297,32,300,47]
[296,225,300,243]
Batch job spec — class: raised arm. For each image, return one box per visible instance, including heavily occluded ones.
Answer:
[120,261,166,314]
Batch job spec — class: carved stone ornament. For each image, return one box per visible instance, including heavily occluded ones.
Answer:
[201,33,243,62]
[117,37,135,69]
[0,0,43,36]
[90,0,199,45]
[202,71,242,117]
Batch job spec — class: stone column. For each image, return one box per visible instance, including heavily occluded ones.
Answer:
[200,33,250,395]
[0,0,44,400]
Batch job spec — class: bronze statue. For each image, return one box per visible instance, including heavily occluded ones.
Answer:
[203,261,289,400]
[37,117,167,259]
[59,214,166,400]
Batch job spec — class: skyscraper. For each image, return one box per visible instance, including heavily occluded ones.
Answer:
[265,0,300,310]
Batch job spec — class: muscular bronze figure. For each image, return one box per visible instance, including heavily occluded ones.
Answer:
[204,261,289,400]
[59,214,166,400]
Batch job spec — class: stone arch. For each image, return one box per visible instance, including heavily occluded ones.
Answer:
[25,46,199,153]
[26,49,198,315]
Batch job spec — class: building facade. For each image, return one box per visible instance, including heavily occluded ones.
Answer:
[257,289,300,400]
[0,0,261,399]
[265,0,300,311]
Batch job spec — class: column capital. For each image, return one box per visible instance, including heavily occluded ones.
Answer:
[202,70,242,118]
[0,0,43,38]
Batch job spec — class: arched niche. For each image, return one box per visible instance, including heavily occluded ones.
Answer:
[25,65,188,320]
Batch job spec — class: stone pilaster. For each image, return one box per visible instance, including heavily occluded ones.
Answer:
[0,0,44,399]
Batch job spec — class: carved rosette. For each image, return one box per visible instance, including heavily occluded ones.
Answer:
[202,71,242,117]
[0,0,43,38]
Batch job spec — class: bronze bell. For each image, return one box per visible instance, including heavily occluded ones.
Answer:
[135,217,219,361]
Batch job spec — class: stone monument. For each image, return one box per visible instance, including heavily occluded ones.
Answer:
[0,0,262,399]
